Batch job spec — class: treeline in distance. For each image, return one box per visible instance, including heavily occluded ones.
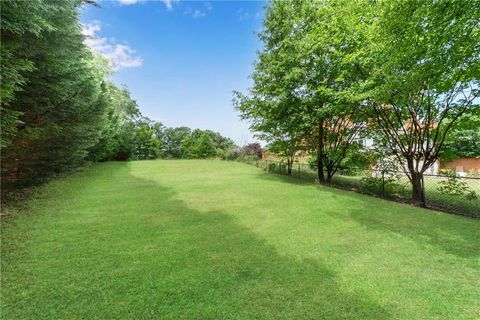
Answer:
[0,0,240,190]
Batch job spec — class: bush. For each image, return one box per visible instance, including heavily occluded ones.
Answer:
[340,147,379,174]
[222,148,241,160]
[359,176,408,198]
[180,131,218,159]
[308,156,318,170]
[438,175,478,200]
[439,168,455,176]
[241,143,263,159]
[268,162,277,172]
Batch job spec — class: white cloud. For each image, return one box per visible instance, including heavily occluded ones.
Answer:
[163,0,173,10]
[183,7,206,18]
[237,8,262,21]
[204,1,212,11]
[192,10,205,18]
[163,0,181,10]
[116,0,178,9]
[237,8,250,21]
[117,0,140,5]
[82,20,101,37]
[82,21,143,71]
[103,44,143,69]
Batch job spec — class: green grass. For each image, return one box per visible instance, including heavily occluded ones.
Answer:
[261,160,479,216]
[1,160,479,319]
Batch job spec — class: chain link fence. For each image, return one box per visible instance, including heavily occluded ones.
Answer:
[242,158,480,218]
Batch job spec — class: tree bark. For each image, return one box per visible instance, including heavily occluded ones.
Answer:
[317,156,326,183]
[286,156,293,175]
[326,169,334,183]
[410,171,426,207]
[317,121,326,183]
[406,158,426,207]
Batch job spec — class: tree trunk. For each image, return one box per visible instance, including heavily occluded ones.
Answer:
[326,170,333,183]
[406,158,426,207]
[323,160,335,183]
[410,171,426,207]
[317,121,326,183]
[287,156,292,175]
[317,156,325,183]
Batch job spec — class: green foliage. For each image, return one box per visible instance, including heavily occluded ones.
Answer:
[438,175,478,201]
[1,0,110,186]
[180,130,220,159]
[0,0,53,148]
[0,0,235,188]
[222,148,241,161]
[309,146,379,176]
[162,127,192,158]
[87,82,141,161]
[133,119,161,160]
[236,0,478,198]
[234,0,370,182]
[340,144,379,173]
[359,176,408,198]
[205,130,236,152]
[441,114,480,161]
[439,168,455,176]
[359,0,479,204]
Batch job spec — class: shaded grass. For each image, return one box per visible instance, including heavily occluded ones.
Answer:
[1,160,479,319]
[266,161,479,216]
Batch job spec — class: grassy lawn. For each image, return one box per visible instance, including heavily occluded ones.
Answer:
[263,160,479,216]
[1,160,479,319]
[331,172,480,215]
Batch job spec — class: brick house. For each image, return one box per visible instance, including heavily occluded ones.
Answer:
[440,157,480,175]
[261,134,479,176]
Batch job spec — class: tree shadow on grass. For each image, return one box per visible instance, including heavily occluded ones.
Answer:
[253,170,316,186]
[2,162,392,319]
[344,205,480,260]
[252,169,480,260]
[119,171,392,319]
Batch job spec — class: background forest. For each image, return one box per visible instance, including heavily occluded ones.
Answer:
[1,0,247,190]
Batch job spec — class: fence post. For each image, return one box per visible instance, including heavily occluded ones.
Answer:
[298,163,301,179]
[421,174,426,208]
[381,170,386,198]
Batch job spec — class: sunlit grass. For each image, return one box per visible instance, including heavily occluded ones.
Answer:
[1,160,479,319]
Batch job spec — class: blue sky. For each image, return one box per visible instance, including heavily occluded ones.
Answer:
[81,0,266,144]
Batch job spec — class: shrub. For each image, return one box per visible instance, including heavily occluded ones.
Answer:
[438,175,478,200]
[340,146,380,174]
[222,148,241,160]
[439,168,455,176]
[360,176,408,198]
[241,143,263,159]
[268,162,277,172]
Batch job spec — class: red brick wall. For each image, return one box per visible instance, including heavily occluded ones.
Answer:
[261,151,310,161]
[261,151,280,160]
[441,158,480,173]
